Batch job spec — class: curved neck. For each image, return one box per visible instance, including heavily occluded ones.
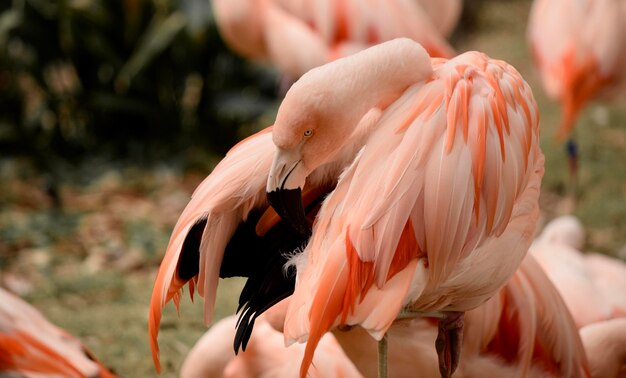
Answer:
[277,39,433,150]
[299,38,432,130]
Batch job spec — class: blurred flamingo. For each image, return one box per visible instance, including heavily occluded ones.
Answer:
[417,0,463,38]
[530,216,626,328]
[265,38,543,377]
[212,0,458,81]
[528,0,626,181]
[580,318,626,378]
[181,314,362,378]
[179,315,237,378]
[0,287,117,378]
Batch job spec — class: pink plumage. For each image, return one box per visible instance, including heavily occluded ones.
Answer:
[184,252,589,378]
[528,0,626,138]
[180,315,362,378]
[266,38,544,377]
[212,0,458,79]
[531,216,626,328]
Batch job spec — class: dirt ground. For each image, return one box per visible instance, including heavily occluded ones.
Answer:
[1,1,624,376]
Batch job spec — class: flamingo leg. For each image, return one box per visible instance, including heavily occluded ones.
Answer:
[377,333,388,378]
[565,137,579,199]
[436,311,464,378]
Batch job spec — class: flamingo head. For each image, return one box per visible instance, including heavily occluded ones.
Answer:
[266,38,433,236]
[265,88,332,238]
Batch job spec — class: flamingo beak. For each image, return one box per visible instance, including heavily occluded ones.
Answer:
[266,149,311,238]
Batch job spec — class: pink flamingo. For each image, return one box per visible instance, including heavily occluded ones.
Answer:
[0,288,117,378]
[528,0,626,180]
[528,0,625,138]
[181,315,362,378]
[417,0,463,38]
[580,318,626,378]
[266,38,543,377]
[179,315,237,378]
[212,0,457,80]
[149,38,542,376]
[530,216,626,328]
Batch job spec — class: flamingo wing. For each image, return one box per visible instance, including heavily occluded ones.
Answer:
[149,126,338,371]
[148,127,276,370]
[285,51,544,377]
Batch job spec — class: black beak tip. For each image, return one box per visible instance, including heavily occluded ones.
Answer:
[267,188,312,238]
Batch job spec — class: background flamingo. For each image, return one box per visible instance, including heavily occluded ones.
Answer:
[416,0,463,39]
[528,0,626,138]
[530,216,626,328]
[265,38,543,377]
[527,0,626,184]
[580,319,626,378]
[0,288,117,378]
[181,315,362,378]
[212,0,458,80]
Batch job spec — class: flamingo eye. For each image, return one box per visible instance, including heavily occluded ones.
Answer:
[303,129,313,137]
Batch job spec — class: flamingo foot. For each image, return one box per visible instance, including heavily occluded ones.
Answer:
[436,311,464,378]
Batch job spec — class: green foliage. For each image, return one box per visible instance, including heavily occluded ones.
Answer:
[0,0,278,165]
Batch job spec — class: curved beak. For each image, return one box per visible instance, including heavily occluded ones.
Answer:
[266,148,311,238]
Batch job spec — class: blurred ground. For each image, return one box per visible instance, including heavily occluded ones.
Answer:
[0,0,625,377]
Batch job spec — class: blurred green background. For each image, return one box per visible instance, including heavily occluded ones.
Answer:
[0,0,624,376]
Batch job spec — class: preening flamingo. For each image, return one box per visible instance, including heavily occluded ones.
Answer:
[212,0,458,80]
[266,38,544,377]
[530,216,626,328]
[0,287,117,378]
[528,0,626,180]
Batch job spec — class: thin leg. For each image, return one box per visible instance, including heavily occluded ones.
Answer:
[378,333,388,378]
[566,137,579,199]
[436,311,464,378]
